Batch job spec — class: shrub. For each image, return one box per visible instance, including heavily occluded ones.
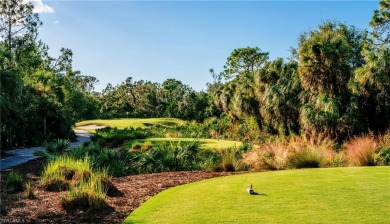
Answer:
[68,143,136,177]
[130,141,153,152]
[93,149,129,177]
[376,130,390,166]
[378,129,390,149]
[35,139,71,159]
[61,174,109,211]
[139,141,202,173]
[6,170,24,193]
[44,139,70,154]
[329,152,348,167]
[344,135,378,166]
[239,142,253,153]
[68,142,101,160]
[376,148,390,166]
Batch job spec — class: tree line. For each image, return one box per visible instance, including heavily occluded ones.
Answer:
[1,0,389,149]
[0,0,97,148]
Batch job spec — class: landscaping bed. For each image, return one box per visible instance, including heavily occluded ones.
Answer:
[0,158,237,223]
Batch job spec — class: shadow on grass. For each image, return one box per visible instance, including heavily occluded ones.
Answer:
[251,192,267,196]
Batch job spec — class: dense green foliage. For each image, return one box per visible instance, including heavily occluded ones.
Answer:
[98,78,213,121]
[1,0,389,150]
[0,0,97,149]
[209,20,388,141]
[125,167,390,224]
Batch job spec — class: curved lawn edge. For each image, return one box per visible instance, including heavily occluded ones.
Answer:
[125,167,390,224]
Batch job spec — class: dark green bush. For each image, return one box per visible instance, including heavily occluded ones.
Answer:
[93,149,130,177]
[138,141,202,173]
[44,139,71,154]
[35,138,71,159]
[6,170,24,193]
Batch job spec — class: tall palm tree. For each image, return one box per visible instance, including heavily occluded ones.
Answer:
[298,22,363,139]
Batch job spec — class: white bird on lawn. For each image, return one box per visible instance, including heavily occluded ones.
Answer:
[247,184,254,195]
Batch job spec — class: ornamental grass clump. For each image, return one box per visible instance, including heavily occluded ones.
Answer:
[211,148,246,172]
[244,134,336,171]
[286,135,336,169]
[344,135,378,166]
[41,156,91,191]
[40,156,113,210]
[94,169,119,196]
[24,181,38,199]
[61,174,109,210]
[243,144,289,171]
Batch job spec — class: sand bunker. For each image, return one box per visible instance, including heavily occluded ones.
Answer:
[77,124,106,130]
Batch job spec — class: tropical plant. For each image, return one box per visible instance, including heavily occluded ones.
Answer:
[138,141,202,173]
[298,22,367,139]
[354,45,390,133]
[255,58,301,135]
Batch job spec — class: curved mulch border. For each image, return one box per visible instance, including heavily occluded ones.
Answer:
[1,159,240,223]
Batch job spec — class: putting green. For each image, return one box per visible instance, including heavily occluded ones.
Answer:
[125,167,390,224]
[75,118,185,130]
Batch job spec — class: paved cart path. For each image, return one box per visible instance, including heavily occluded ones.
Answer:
[0,130,91,170]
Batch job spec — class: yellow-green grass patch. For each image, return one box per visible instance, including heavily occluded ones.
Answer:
[131,138,245,151]
[75,118,186,131]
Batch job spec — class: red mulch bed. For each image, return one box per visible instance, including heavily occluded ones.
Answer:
[0,159,239,223]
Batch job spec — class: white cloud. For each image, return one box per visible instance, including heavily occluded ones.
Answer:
[53,20,59,24]
[23,0,54,14]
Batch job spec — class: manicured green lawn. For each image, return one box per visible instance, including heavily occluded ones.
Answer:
[75,118,185,129]
[134,138,244,150]
[125,167,390,224]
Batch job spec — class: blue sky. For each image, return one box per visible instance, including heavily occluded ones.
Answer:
[37,0,379,92]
